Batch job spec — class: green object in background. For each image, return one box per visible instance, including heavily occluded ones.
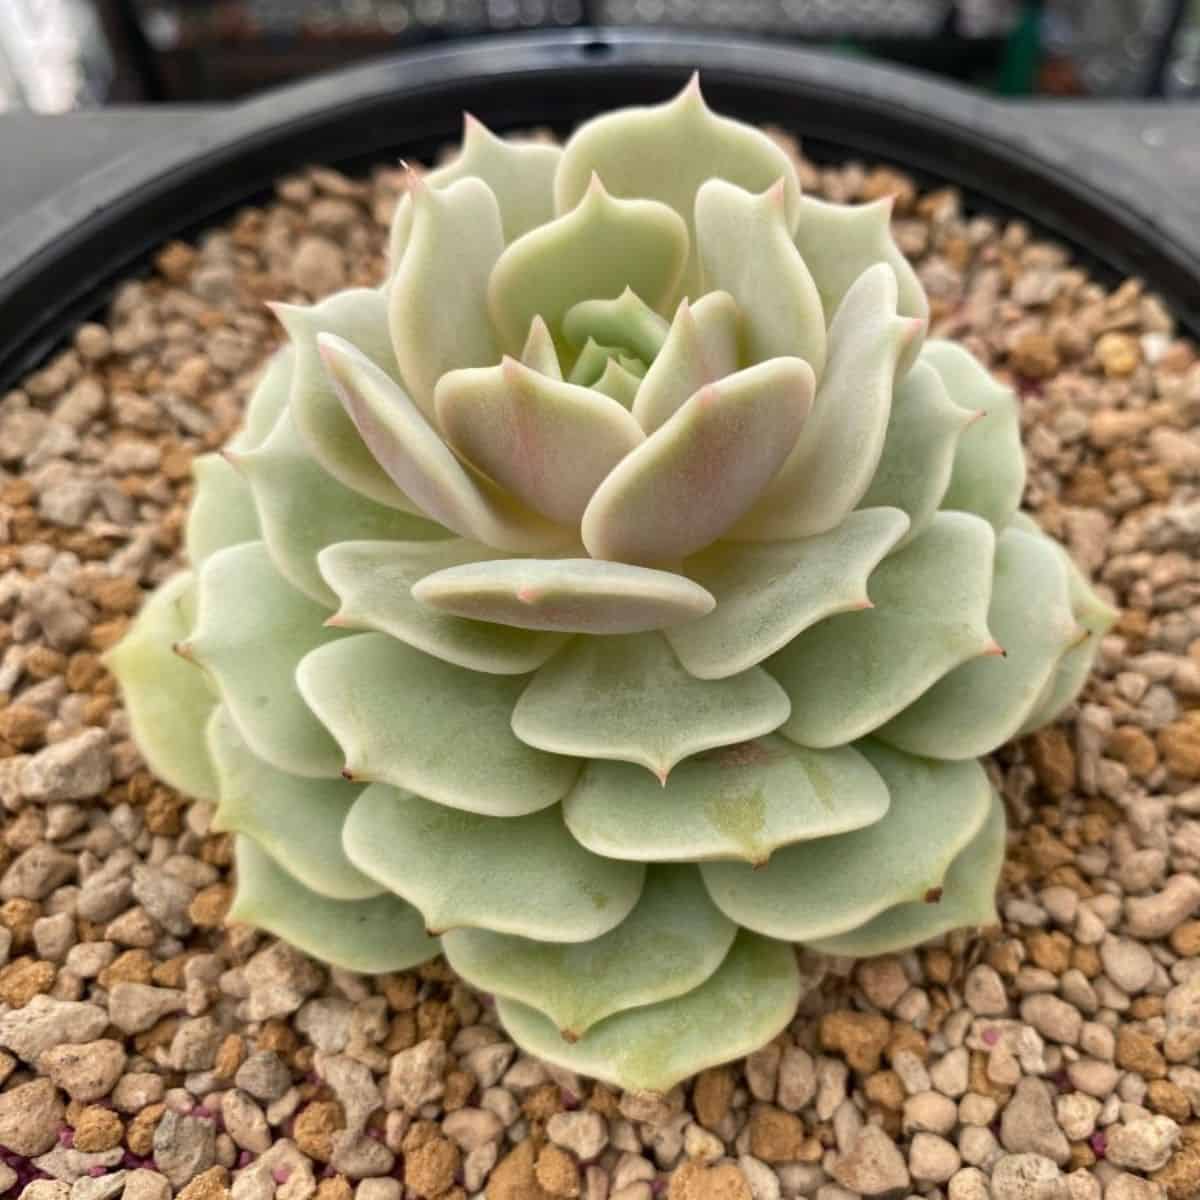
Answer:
[998,1,1043,95]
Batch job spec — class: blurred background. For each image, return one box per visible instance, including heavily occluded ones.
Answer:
[1,0,1198,111]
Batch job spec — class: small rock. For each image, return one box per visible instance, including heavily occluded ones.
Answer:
[235,1049,293,1101]
[1100,937,1156,994]
[1020,994,1082,1045]
[21,1185,71,1200]
[19,729,111,802]
[1104,1115,1179,1172]
[535,1145,580,1199]
[0,844,76,900]
[929,1047,970,1098]
[830,1126,910,1196]
[1104,1175,1166,1200]
[1126,875,1200,938]
[1067,1058,1120,1097]
[547,1111,608,1161]
[34,1147,124,1183]
[386,1038,446,1112]
[38,1038,126,1100]
[443,1107,503,1152]
[292,237,346,295]
[947,1166,991,1200]
[988,1153,1065,1200]
[0,1077,64,1155]
[819,1011,891,1074]
[242,941,323,1020]
[777,1046,816,1112]
[1164,976,1200,1061]
[221,1090,271,1154]
[70,1172,127,1200]
[693,1066,735,1128]
[1000,1078,1070,1166]
[131,865,195,938]
[122,1170,172,1200]
[964,965,1008,1016]
[405,1136,459,1199]
[0,994,107,1061]
[908,1133,960,1184]
[903,1092,957,1136]
[107,981,185,1033]
[1055,1092,1101,1142]
[153,1110,217,1188]
[747,1106,807,1164]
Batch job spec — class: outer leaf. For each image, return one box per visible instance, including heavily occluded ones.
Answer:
[318,334,568,554]
[695,179,825,376]
[856,360,974,546]
[443,865,736,1039]
[511,633,790,781]
[389,176,504,420]
[319,540,567,674]
[207,706,382,901]
[792,195,929,372]
[185,453,261,569]
[733,264,915,541]
[581,358,814,565]
[555,74,802,299]
[229,345,294,452]
[187,542,345,779]
[236,405,444,607]
[633,292,739,435]
[496,930,800,1093]
[343,784,645,942]
[877,525,1078,758]
[104,572,217,801]
[700,740,992,940]
[806,790,1005,957]
[412,559,714,635]
[564,735,889,865]
[435,357,644,526]
[389,115,561,259]
[1011,514,1118,733]
[229,836,439,974]
[668,508,910,679]
[922,339,1025,532]
[488,177,688,353]
[297,633,580,816]
[770,512,996,748]
[563,289,670,364]
[272,290,415,509]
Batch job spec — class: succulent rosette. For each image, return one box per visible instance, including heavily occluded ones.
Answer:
[109,79,1115,1092]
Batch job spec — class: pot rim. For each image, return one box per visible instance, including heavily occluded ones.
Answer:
[0,27,1196,389]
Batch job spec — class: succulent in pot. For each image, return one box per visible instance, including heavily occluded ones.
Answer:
[109,77,1115,1092]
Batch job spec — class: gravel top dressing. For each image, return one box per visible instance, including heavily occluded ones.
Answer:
[0,129,1198,1200]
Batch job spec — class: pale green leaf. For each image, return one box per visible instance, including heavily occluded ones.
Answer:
[496,930,800,1093]
[733,263,916,541]
[443,865,735,1039]
[235,404,444,607]
[564,735,888,865]
[435,357,644,526]
[555,74,802,300]
[511,633,789,781]
[389,176,504,420]
[229,345,294,452]
[668,507,910,679]
[563,289,670,364]
[521,316,562,380]
[793,195,929,373]
[568,338,621,388]
[633,292,739,435]
[922,339,1026,532]
[591,359,644,409]
[770,511,996,748]
[188,541,346,779]
[805,790,1005,957]
[185,453,261,569]
[103,571,217,801]
[297,633,580,816]
[1009,513,1118,734]
[695,179,825,377]
[343,784,644,942]
[856,360,974,546]
[318,334,568,555]
[488,177,688,354]
[389,115,561,261]
[700,739,992,940]
[581,358,814,565]
[412,559,714,635]
[272,290,416,509]
[878,525,1078,758]
[207,706,381,901]
[319,540,567,674]
[230,836,439,974]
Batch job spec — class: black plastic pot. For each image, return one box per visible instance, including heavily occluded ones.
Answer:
[1,29,1198,392]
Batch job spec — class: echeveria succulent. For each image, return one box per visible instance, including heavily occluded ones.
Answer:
[109,79,1116,1092]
